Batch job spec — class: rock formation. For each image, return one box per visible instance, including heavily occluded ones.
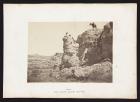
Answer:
[28,22,113,82]
[60,60,112,82]
[61,33,80,68]
[61,22,113,67]
[59,22,112,81]
[76,23,103,65]
[99,22,113,61]
[76,22,113,65]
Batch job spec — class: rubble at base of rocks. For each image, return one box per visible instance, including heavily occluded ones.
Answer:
[59,61,112,82]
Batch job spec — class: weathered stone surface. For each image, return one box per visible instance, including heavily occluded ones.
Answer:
[76,22,113,65]
[100,22,113,61]
[62,33,80,68]
[88,61,112,82]
[59,61,112,82]
[77,28,103,65]
[60,68,74,78]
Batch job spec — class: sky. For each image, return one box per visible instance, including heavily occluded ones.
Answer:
[28,22,107,56]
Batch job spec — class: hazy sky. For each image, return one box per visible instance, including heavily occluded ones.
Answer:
[28,22,107,56]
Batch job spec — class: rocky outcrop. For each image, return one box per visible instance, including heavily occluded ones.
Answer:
[99,22,113,61]
[76,22,113,65]
[60,61,112,82]
[61,33,80,68]
[49,22,113,82]
[76,27,103,65]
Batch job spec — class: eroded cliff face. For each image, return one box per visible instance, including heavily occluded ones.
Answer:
[100,22,113,61]
[76,22,113,65]
[61,22,113,67]
[61,34,80,68]
[59,22,113,82]
[76,28,102,65]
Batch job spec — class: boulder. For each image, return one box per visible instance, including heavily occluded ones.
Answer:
[61,54,80,68]
[88,60,112,82]
[60,68,74,78]
[59,61,112,82]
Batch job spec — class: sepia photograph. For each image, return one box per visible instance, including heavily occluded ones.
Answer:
[28,22,113,82]
[3,4,136,98]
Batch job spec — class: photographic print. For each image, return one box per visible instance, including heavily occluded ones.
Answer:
[28,22,113,82]
[4,4,136,98]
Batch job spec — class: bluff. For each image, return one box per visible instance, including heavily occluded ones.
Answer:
[76,22,113,65]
